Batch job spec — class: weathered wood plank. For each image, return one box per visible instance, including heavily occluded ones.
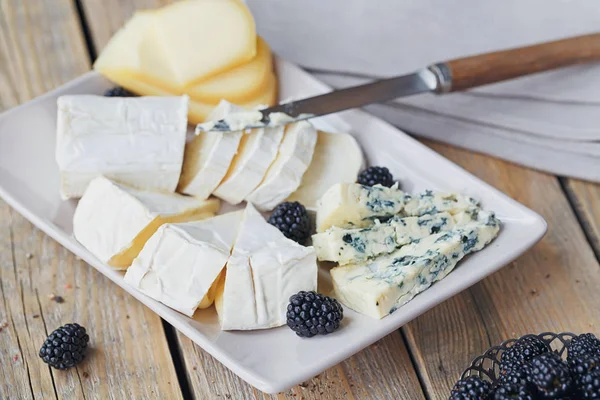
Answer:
[0,1,182,399]
[403,142,600,399]
[563,179,600,260]
[79,0,428,397]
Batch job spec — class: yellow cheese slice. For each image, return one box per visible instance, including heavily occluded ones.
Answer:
[186,36,273,103]
[102,70,278,124]
[94,0,257,90]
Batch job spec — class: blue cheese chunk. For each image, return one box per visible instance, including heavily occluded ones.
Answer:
[403,190,479,217]
[330,217,500,319]
[316,183,411,232]
[312,212,455,265]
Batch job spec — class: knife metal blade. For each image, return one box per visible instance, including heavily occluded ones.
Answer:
[196,67,440,132]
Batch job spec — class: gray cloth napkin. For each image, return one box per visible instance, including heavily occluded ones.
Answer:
[246,0,600,181]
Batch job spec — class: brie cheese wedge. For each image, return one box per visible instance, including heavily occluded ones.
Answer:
[213,124,285,205]
[287,131,364,210]
[246,121,317,211]
[56,95,189,199]
[124,211,243,316]
[331,215,500,319]
[177,101,244,199]
[215,203,317,330]
[73,176,220,269]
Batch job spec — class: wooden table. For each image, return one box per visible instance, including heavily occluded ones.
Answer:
[1,1,599,399]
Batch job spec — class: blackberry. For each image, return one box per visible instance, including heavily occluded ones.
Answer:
[268,202,311,244]
[570,355,600,399]
[39,323,89,369]
[500,336,550,373]
[567,333,600,363]
[449,375,492,400]
[528,352,573,399]
[492,383,535,400]
[103,86,136,97]
[357,166,395,188]
[499,364,530,388]
[286,291,343,338]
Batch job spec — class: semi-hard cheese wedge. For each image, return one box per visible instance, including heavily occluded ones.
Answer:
[286,131,364,210]
[215,203,317,330]
[313,212,456,265]
[213,124,285,204]
[177,101,245,199]
[316,183,479,232]
[73,177,220,269]
[55,95,188,199]
[331,214,500,319]
[186,36,273,103]
[94,0,257,90]
[101,69,277,124]
[124,211,243,316]
[245,121,318,211]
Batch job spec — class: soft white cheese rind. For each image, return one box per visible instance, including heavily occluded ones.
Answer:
[73,176,219,268]
[331,215,500,319]
[56,95,188,199]
[245,121,317,211]
[286,131,364,210]
[213,125,284,204]
[215,203,317,330]
[124,211,243,316]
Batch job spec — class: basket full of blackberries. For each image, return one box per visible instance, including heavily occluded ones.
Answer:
[449,332,600,399]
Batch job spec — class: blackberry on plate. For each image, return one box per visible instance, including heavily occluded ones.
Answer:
[492,383,535,400]
[528,352,573,399]
[357,166,395,188]
[500,336,550,373]
[286,291,343,338]
[103,86,136,97]
[449,375,492,400]
[268,202,311,244]
[567,333,600,363]
[570,355,600,399]
[39,323,89,370]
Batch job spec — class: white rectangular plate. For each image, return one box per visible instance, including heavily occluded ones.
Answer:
[0,58,546,394]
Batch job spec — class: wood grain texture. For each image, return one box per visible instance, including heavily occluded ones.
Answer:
[79,0,428,397]
[403,141,600,399]
[444,33,600,91]
[563,179,600,260]
[0,1,182,399]
[176,331,425,400]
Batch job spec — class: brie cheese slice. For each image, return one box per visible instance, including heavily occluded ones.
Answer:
[73,176,220,269]
[177,101,244,199]
[213,124,285,205]
[55,95,188,199]
[245,121,317,211]
[215,203,317,330]
[287,131,364,210]
[124,210,243,316]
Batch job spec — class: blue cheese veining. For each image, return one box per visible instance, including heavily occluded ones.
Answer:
[330,213,500,319]
[312,212,456,265]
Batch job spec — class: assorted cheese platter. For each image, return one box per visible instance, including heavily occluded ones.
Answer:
[0,0,547,393]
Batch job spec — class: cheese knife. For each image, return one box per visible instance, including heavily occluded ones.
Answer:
[198,32,600,132]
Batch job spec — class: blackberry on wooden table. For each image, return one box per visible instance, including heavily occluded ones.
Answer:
[39,323,89,370]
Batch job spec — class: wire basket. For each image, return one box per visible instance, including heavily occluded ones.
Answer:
[461,332,576,385]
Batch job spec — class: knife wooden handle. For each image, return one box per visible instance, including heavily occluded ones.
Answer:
[431,32,600,93]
